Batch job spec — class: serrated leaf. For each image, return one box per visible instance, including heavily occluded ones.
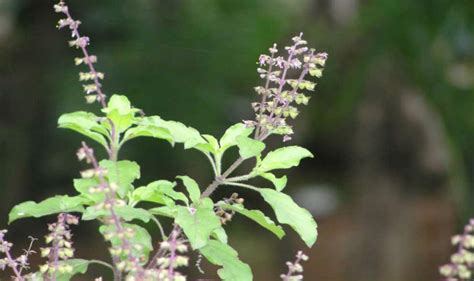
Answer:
[258,188,317,247]
[177,175,201,203]
[99,160,140,198]
[200,240,253,281]
[222,204,285,239]
[255,146,313,173]
[260,173,287,192]
[139,116,206,149]
[236,136,265,159]
[9,196,86,224]
[219,123,253,152]
[58,111,108,148]
[175,198,220,249]
[82,205,152,223]
[100,223,153,261]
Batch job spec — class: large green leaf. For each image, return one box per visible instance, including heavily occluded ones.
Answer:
[254,146,313,173]
[82,205,152,223]
[139,116,206,149]
[221,204,285,239]
[175,198,220,249]
[200,240,253,281]
[219,123,253,152]
[9,196,86,224]
[99,160,140,197]
[177,175,201,203]
[58,111,108,148]
[258,188,317,247]
[145,180,188,205]
[236,136,265,159]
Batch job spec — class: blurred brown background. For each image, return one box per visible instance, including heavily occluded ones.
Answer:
[1,0,474,280]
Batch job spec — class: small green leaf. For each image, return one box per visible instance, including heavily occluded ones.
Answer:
[221,204,285,239]
[175,198,221,249]
[195,134,220,154]
[100,223,153,261]
[255,146,313,173]
[258,188,317,247]
[102,95,140,133]
[150,180,188,205]
[236,136,265,159]
[82,205,152,223]
[9,196,86,224]
[99,160,140,198]
[260,173,287,192]
[177,175,201,203]
[200,240,253,281]
[58,111,108,148]
[219,123,253,152]
[132,181,175,206]
[139,116,206,149]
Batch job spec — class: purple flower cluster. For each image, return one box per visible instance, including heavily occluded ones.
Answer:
[247,33,328,142]
[54,1,106,107]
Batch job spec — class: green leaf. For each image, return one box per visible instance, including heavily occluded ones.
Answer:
[73,178,104,203]
[56,259,91,281]
[255,146,313,173]
[100,223,153,261]
[236,136,265,159]
[82,205,152,223]
[139,116,206,149]
[28,259,91,281]
[260,173,287,192]
[99,160,140,198]
[132,181,175,206]
[212,227,228,244]
[221,204,285,239]
[122,125,173,145]
[149,180,189,205]
[102,95,140,133]
[219,123,253,152]
[9,196,85,224]
[258,188,317,247]
[175,198,221,249]
[58,111,108,148]
[200,240,253,281]
[195,134,220,154]
[177,175,201,203]
[148,206,177,218]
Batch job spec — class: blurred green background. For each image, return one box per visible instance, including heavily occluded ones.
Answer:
[1,0,474,280]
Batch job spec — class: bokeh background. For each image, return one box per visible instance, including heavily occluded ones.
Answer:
[1,0,474,280]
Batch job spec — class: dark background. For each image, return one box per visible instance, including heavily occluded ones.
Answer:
[1,0,474,280]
